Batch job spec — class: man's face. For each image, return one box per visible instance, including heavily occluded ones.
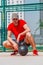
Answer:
[12,18,19,26]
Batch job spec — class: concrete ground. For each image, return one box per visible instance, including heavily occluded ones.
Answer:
[0,52,43,65]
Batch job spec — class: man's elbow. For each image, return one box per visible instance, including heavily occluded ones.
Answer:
[28,29,31,32]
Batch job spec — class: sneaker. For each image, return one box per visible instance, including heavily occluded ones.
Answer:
[33,50,38,56]
[11,50,18,56]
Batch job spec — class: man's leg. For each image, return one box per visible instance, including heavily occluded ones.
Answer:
[3,40,18,50]
[25,32,38,55]
[3,40,18,55]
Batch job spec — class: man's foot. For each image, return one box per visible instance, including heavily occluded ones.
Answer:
[33,50,38,56]
[11,50,18,56]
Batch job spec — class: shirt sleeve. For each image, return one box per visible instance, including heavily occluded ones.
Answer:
[7,24,12,31]
[21,20,27,26]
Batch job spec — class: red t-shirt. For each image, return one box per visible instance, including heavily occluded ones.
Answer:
[7,19,27,41]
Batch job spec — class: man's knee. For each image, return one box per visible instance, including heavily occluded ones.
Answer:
[3,40,10,48]
[26,32,31,37]
[3,41,7,47]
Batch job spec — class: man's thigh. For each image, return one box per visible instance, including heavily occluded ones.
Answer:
[3,40,12,49]
[3,39,17,48]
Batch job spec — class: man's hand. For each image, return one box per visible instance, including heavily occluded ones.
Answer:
[13,43,18,50]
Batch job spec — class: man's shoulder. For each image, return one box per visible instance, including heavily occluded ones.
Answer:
[19,19,26,23]
[19,19,25,22]
[8,22,13,26]
[19,19,26,24]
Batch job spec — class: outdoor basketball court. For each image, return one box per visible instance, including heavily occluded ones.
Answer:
[0,52,43,65]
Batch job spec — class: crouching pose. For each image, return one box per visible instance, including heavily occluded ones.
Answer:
[3,13,38,55]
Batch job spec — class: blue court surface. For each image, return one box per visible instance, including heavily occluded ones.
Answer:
[0,52,43,65]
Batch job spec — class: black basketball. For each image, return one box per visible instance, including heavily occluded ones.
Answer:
[18,45,28,56]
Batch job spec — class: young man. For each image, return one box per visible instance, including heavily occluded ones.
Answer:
[3,13,38,55]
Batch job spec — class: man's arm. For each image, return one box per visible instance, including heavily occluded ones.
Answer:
[7,31,15,45]
[20,24,30,35]
[7,31,18,50]
[17,24,31,42]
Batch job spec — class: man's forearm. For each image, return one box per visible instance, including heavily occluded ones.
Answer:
[7,37,15,45]
[20,29,30,36]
